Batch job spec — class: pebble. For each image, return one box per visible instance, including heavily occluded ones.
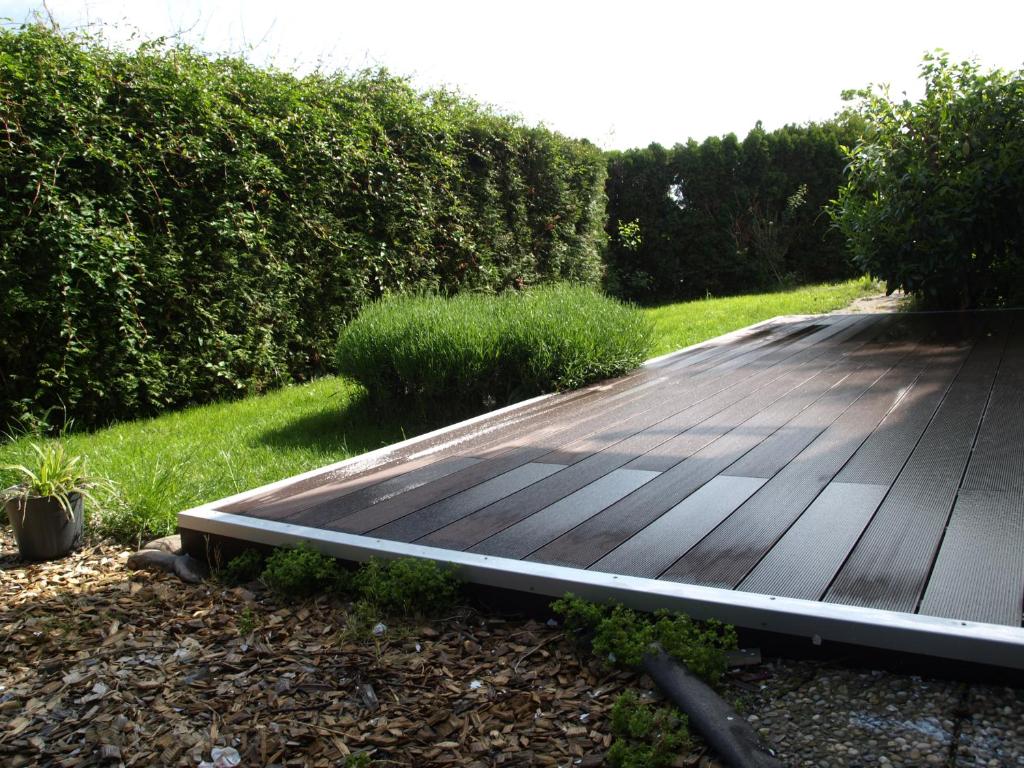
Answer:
[726,659,1024,767]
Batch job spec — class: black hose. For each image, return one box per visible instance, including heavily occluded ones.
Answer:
[642,648,783,768]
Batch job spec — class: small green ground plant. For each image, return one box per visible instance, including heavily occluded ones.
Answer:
[552,595,737,767]
[552,594,738,686]
[606,690,693,768]
[335,285,654,417]
[260,542,350,598]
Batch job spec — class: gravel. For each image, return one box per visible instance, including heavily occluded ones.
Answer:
[728,657,1024,767]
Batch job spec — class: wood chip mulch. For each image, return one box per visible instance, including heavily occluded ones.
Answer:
[0,534,710,767]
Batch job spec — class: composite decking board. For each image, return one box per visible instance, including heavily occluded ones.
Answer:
[366,318,864,541]
[468,469,661,558]
[218,379,606,517]
[824,321,1009,613]
[625,317,880,473]
[417,316,877,550]
[267,456,485,527]
[712,339,920,481]
[661,347,929,589]
[736,482,890,599]
[654,317,830,373]
[364,462,569,541]
[917,488,1024,625]
[524,333,908,569]
[961,331,1024,494]
[590,475,767,579]
[834,348,971,486]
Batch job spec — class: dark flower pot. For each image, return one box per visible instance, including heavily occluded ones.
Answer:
[5,492,84,561]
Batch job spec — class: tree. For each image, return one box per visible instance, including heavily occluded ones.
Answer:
[830,52,1024,308]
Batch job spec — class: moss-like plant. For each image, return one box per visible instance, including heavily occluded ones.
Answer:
[217,549,265,586]
[606,690,692,768]
[351,557,460,617]
[551,594,737,686]
[260,542,348,598]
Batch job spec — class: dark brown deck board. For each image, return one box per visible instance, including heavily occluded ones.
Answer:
[917,488,1024,625]
[824,319,1009,613]
[661,346,929,589]
[365,462,567,540]
[591,475,766,578]
[737,482,889,599]
[469,468,661,559]
[312,316,862,540]
[416,317,873,550]
[525,333,909,569]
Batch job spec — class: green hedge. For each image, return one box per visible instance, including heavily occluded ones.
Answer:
[334,285,653,417]
[0,26,606,429]
[604,121,861,303]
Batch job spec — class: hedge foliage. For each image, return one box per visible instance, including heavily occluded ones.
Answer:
[0,26,606,429]
[604,121,861,303]
[334,285,653,418]
[831,53,1024,308]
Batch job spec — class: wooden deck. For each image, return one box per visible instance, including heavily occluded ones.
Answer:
[179,311,1024,667]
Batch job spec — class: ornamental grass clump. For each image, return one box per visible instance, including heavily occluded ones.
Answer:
[335,285,653,417]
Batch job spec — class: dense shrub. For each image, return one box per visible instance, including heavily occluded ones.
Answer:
[261,542,348,597]
[830,53,1024,307]
[334,285,653,416]
[351,557,460,617]
[0,26,607,430]
[604,120,862,303]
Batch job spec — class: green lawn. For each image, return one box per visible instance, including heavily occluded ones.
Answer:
[0,279,876,544]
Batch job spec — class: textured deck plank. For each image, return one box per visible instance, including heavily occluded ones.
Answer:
[824,319,1009,612]
[526,330,914,569]
[591,475,766,578]
[662,345,928,589]
[418,317,872,549]
[917,488,1024,625]
[737,482,889,600]
[470,468,660,559]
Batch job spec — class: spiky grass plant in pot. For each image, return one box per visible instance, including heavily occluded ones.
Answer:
[2,441,102,560]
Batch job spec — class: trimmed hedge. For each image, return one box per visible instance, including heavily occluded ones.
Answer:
[0,26,606,429]
[334,285,653,417]
[604,121,861,303]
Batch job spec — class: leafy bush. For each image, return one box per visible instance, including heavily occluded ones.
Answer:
[607,690,692,768]
[551,594,738,685]
[218,549,266,586]
[831,53,1024,307]
[0,25,607,430]
[335,285,653,416]
[351,557,460,617]
[260,542,348,598]
[604,120,861,303]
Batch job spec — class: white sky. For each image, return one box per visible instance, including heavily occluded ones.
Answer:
[2,1,1022,150]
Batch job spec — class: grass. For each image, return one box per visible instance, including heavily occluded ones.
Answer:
[645,278,877,357]
[0,279,875,544]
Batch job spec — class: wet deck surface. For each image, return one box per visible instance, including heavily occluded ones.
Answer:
[204,311,1024,629]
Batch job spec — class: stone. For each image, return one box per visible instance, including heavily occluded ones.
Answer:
[141,534,183,555]
[173,554,209,583]
[127,549,178,573]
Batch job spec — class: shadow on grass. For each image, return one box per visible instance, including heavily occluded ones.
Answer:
[255,393,477,456]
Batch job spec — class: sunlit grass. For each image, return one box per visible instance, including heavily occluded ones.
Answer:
[0,278,876,544]
[644,278,877,357]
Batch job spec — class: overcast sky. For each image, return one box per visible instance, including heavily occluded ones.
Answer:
[2,1,1022,149]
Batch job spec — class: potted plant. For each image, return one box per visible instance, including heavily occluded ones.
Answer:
[2,441,101,561]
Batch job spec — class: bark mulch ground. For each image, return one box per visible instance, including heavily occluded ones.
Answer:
[0,535,719,767]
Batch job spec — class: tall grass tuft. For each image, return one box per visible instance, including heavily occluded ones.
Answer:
[335,285,653,417]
